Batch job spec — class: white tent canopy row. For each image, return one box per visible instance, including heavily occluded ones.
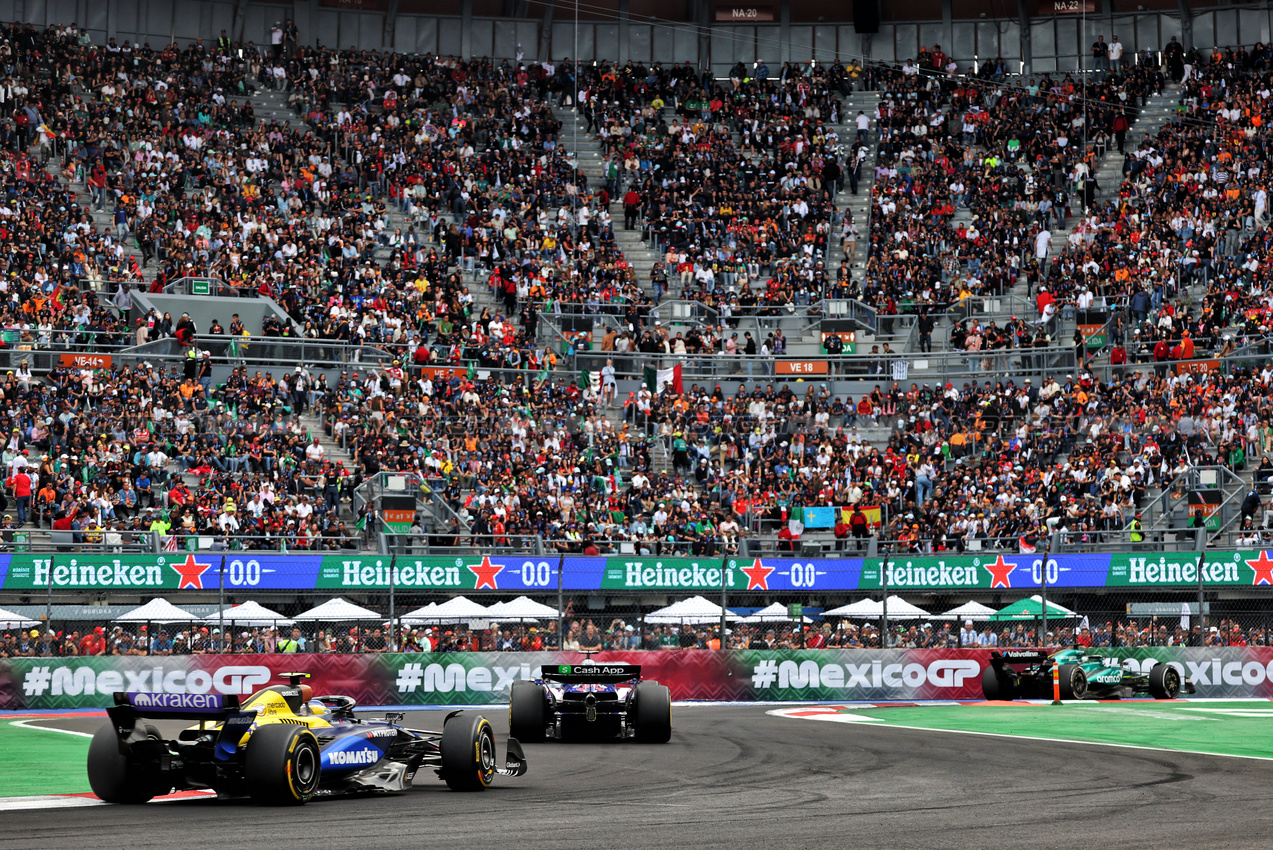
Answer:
[202,601,294,628]
[645,596,743,624]
[823,596,932,620]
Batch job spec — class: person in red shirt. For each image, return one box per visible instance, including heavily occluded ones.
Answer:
[10,467,31,526]
[79,626,106,656]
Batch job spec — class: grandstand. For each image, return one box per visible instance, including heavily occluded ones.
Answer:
[0,2,1272,653]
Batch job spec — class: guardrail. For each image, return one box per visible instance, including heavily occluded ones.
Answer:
[574,344,1080,384]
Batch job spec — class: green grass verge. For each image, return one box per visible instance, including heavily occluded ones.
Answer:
[0,720,93,796]
[840,701,1273,759]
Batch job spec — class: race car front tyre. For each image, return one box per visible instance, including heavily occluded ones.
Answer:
[509,681,547,743]
[441,713,496,791]
[1057,663,1088,700]
[87,725,167,804]
[981,666,1016,701]
[244,724,320,805]
[632,681,672,743]
[1148,663,1182,699]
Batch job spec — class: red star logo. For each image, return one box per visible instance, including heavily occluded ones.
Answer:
[1247,551,1273,586]
[984,555,1015,589]
[170,554,211,590]
[741,558,775,591]
[467,556,504,590]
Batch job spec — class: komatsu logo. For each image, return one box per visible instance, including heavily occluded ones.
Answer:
[327,748,380,766]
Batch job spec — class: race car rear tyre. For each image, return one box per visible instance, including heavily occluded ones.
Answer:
[441,713,496,791]
[1058,663,1088,700]
[244,724,320,805]
[87,725,166,804]
[981,666,1016,701]
[1148,663,1182,699]
[633,681,672,743]
[509,681,547,743]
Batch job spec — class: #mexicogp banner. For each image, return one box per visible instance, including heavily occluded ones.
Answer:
[6,648,1273,710]
[3,551,1273,592]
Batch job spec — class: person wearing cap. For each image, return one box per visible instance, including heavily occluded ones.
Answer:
[960,619,979,647]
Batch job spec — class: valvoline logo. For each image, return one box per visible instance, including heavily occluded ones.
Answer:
[321,739,384,772]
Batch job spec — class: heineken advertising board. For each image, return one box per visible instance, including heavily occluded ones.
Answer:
[4,552,1273,592]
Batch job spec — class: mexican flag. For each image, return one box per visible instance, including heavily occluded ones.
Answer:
[644,363,682,395]
[579,369,601,397]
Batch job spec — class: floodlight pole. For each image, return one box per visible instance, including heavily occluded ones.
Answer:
[880,545,890,647]
[218,555,226,652]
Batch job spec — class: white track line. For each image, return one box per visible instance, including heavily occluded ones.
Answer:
[0,796,105,811]
[9,719,93,737]
[767,706,1273,763]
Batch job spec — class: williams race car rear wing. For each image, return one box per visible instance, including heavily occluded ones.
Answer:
[540,663,641,684]
[107,691,252,751]
[110,691,243,720]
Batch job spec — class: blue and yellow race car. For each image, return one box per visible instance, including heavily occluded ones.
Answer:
[88,673,527,805]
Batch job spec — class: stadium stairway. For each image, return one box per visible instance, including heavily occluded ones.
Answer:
[552,106,665,292]
[1047,84,1178,258]
[827,88,880,282]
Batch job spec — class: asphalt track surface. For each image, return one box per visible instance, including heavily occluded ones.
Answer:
[5,706,1273,850]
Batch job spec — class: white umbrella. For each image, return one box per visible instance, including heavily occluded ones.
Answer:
[0,606,38,628]
[486,596,560,621]
[824,596,932,620]
[405,596,490,624]
[935,600,999,622]
[114,598,202,623]
[744,601,814,624]
[202,601,293,628]
[645,595,743,625]
[399,602,439,625]
[292,597,382,622]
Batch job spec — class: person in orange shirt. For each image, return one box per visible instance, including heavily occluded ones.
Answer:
[1180,330,1195,360]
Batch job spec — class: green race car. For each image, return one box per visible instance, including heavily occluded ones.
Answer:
[981,648,1195,701]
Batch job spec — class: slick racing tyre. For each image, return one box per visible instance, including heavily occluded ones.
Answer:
[1057,663,1088,700]
[632,681,672,743]
[509,681,547,743]
[87,725,167,804]
[1148,663,1182,699]
[981,666,1016,701]
[244,724,321,805]
[441,713,496,791]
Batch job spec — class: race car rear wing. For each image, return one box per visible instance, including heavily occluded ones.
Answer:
[989,650,1052,666]
[541,663,641,684]
[110,691,243,721]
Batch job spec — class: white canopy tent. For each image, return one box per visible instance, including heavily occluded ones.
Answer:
[0,607,38,628]
[824,596,932,620]
[202,601,294,628]
[399,602,438,625]
[935,600,999,621]
[400,596,489,624]
[645,595,743,625]
[113,598,202,623]
[744,602,814,624]
[292,597,382,622]
[485,596,560,621]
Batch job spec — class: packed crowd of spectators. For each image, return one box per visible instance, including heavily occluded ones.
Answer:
[2,16,1272,566]
[0,357,362,548]
[575,58,853,316]
[6,609,1270,657]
